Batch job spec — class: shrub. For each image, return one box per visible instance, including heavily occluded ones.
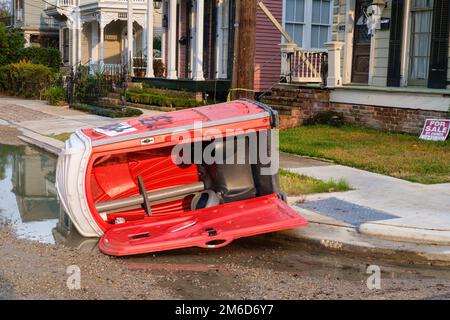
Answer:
[125,91,202,109]
[0,61,57,98]
[45,86,66,106]
[0,25,25,66]
[18,47,62,71]
[70,103,143,118]
[0,64,9,91]
[153,59,165,77]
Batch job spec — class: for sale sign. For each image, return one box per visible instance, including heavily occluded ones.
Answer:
[420,119,450,141]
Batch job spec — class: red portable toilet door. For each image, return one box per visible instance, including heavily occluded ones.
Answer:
[99,194,307,256]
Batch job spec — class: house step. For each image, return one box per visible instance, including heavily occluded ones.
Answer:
[107,92,122,100]
[261,95,300,104]
[262,104,298,116]
[97,97,123,108]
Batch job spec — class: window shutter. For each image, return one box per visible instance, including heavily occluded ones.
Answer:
[428,0,450,89]
[387,0,404,87]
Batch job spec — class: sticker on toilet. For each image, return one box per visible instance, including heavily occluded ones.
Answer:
[94,123,138,137]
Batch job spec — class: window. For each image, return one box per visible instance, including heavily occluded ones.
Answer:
[311,0,331,48]
[284,0,332,48]
[409,0,434,85]
[285,0,305,47]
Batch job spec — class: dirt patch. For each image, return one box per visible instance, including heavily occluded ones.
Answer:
[0,226,174,299]
[1,225,450,300]
[0,126,25,146]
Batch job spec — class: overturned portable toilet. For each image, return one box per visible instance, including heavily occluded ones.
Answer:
[56,100,307,256]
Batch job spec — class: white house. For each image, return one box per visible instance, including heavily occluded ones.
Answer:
[45,0,164,77]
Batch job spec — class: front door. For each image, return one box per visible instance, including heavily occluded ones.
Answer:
[409,0,434,86]
[352,0,372,84]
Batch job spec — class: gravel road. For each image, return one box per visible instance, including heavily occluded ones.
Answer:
[1,225,450,300]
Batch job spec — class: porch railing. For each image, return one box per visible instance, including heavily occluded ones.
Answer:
[281,44,328,85]
[58,0,76,6]
[90,63,123,76]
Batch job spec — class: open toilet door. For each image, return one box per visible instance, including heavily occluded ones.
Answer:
[99,194,307,256]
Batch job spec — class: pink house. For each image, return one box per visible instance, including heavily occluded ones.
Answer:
[153,0,285,95]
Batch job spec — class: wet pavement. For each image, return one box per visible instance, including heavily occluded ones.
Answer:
[1,144,450,300]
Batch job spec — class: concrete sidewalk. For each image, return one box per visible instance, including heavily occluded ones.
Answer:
[281,152,450,264]
[0,97,163,152]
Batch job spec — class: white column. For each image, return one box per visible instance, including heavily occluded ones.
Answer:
[99,24,105,66]
[280,43,296,82]
[127,0,134,76]
[325,41,344,87]
[71,24,77,68]
[193,0,205,81]
[146,0,155,77]
[167,0,177,79]
[162,0,166,69]
[91,22,99,64]
[59,27,63,56]
[77,19,82,65]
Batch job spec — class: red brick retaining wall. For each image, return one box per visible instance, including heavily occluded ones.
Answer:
[262,85,448,134]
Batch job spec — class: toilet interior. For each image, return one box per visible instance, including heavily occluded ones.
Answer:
[89,132,279,226]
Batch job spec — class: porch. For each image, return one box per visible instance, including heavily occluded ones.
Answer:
[46,0,233,86]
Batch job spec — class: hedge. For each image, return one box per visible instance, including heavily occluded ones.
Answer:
[18,47,62,71]
[0,61,57,98]
[125,91,202,109]
[70,103,143,118]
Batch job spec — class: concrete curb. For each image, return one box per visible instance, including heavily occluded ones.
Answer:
[285,206,450,265]
[359,223,450,246]
[281,222,450,266]
[18,130,63,156]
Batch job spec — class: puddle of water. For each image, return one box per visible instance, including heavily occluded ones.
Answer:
[0,144,73,244]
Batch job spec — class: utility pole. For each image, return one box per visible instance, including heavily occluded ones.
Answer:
[231,0,257,100]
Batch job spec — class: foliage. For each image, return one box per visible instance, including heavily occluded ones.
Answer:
[18,47,62,71]
[0,61,57,98]
[280,125,450,184]
[153,35,162,52]
[0,2,10,18]
[70,103,143,118]
[44,86,66,106]
[0,24,25,66]
[153,59,165,77]
[126,91,202,109]
[140,86,199,99]
[305,111,345,127]
[279,169,350,196]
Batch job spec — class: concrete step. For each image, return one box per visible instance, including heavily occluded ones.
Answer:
[263,104,297,116]
[107,92,122,100]
[98,97,121,107]
[262,95,300,105]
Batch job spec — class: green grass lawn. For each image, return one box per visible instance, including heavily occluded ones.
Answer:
[279,169,350,196]
[48,132,73,142]
[280,125,450,184]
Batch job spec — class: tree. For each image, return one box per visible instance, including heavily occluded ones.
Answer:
[0,1,10,18]
[0,24,25,66]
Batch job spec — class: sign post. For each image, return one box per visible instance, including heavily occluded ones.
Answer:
[420,119,450,141]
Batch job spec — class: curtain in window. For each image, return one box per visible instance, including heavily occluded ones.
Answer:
[410,4,433,82]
